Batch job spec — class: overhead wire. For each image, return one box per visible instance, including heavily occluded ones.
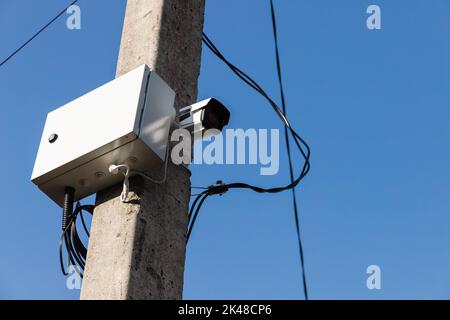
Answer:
[0,0,78,68]
[269,0,309,300]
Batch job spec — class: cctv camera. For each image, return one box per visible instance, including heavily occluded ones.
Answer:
[178,98,230,137]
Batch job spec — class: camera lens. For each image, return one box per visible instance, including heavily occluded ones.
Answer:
[202,98,230,131]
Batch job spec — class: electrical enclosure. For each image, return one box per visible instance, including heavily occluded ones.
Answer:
[31,65,175,207]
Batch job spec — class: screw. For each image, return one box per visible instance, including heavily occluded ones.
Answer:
[48,133,58,143]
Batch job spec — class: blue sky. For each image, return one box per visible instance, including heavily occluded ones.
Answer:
[1,0,450,300]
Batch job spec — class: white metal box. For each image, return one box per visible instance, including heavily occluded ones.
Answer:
[31,65,175,207]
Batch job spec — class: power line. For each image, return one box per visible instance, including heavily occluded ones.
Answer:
[0,0,78,68]
[270,0,309,300]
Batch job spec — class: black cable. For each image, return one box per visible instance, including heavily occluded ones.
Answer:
[187,193,210,241]
[187,34,311,237]
[270,0,309,300]
[0,0,79,68]
[60,198,94,278]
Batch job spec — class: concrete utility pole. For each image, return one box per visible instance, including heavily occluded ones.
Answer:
[81,0,205,300]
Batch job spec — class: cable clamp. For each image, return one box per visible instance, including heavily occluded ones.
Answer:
[209,180,228,196]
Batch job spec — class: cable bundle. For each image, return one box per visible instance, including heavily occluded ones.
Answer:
[59,192,94,278]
